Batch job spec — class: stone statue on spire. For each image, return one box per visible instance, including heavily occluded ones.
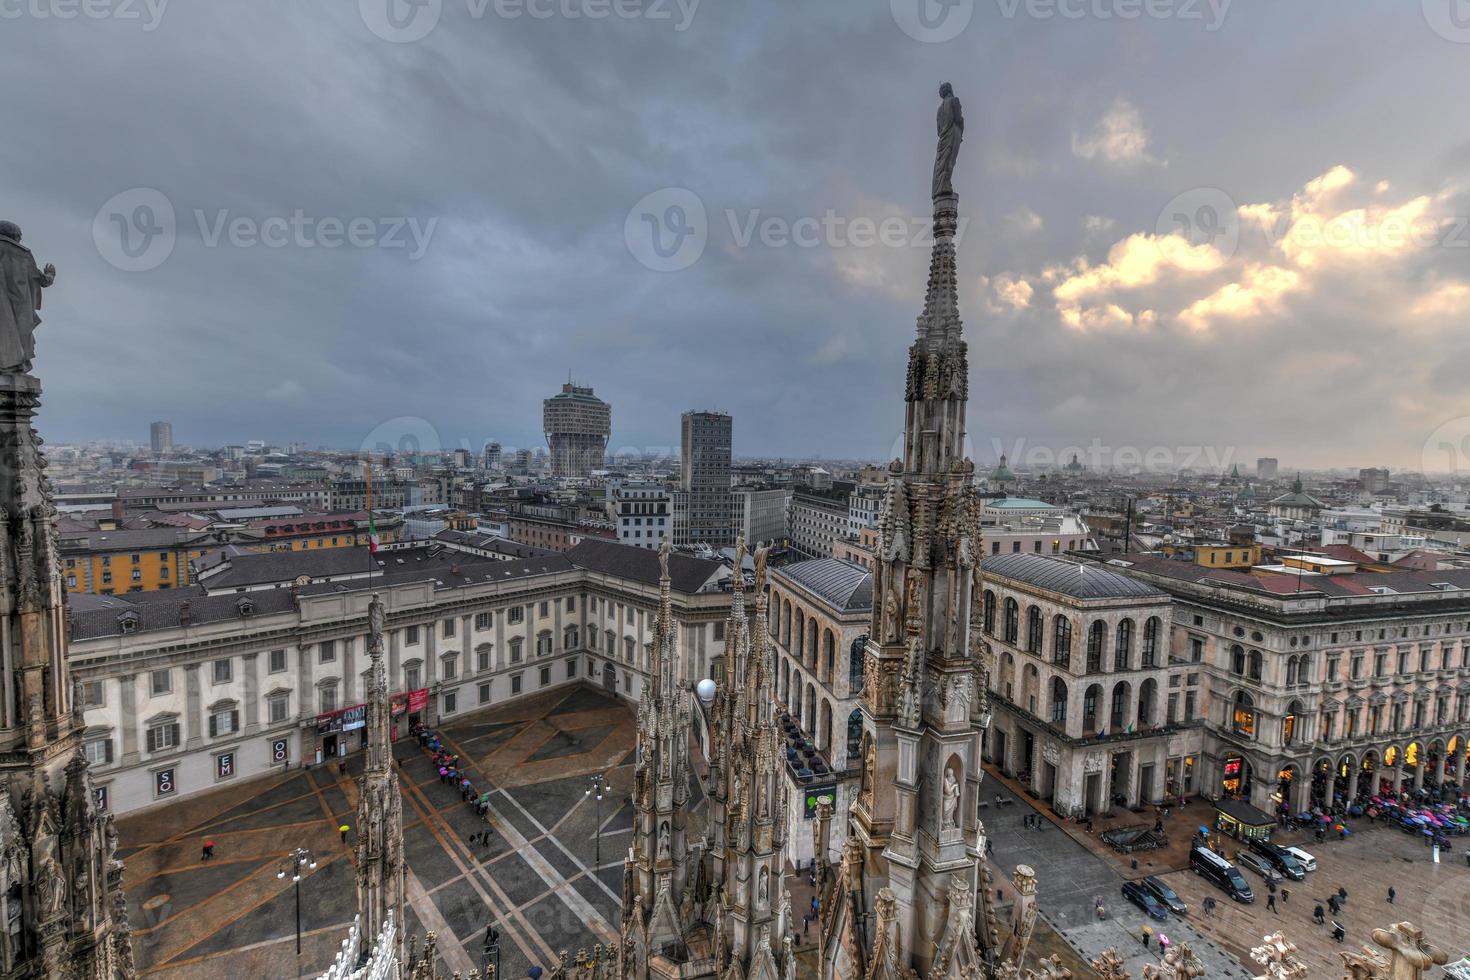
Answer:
[932,83,964,200]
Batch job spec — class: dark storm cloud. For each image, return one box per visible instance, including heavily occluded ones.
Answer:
[1,0,1465,469]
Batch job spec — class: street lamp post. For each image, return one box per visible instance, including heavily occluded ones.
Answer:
[482,923,500,979]
[586,773,605,870]
[276,847,318,960]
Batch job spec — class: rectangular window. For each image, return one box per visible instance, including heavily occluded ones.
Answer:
[84,738,113,765]
[477,647,491,672]
[442,656,458,680]
[268,695,289,724]
[320,686,338,714]
[319,640,336,664]
[508,606,524,624]
[511,674,523,695]
[510,639,523,663]
[404,664,421,691]
[566,659,577,678]
[539,601,549,617]
[150,669,171,696]
[82,681,105,708]
[443,691,457,715]
[475,612,492,630]
[405,625,420,645]
[442,619,456,638]
[208,708,239,738]
[268,649,287,673]
[212,659,232,684]
[479,682,491,704]
[714,622,725,641]
[539,666,551,686]
[146,722,180,753]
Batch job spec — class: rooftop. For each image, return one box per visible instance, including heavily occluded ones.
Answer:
[981,552,1168,600]
[775,558,873,613]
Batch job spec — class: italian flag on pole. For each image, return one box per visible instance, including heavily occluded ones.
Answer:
[368,512,380,554]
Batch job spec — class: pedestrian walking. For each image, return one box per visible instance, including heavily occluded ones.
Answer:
[1281,887,1289,905]
[1338,886,1348,904]
[1332,921,1345,943]
[1203,896,1216,918]
[339,823,350,843]
[1266,892,1277,914]
[1387,886,1395,904]
[201,840,215,861]
[1313,904,1325,925]
[1141,926,1152,948]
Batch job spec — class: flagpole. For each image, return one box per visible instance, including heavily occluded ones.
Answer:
[365,457,376,584]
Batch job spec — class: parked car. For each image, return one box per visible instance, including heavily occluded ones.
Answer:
[1249,839,1306,880]
[1236,850,1283,885]
[1190,846,1254,903]
[1140,875,1188,916]
[1121,880,1170,921]
[1282,845,1317,872]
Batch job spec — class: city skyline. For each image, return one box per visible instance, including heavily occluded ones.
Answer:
[2,5,1466,470]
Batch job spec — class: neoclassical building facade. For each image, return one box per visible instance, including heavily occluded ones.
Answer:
[764,556,872,864]
[978,553,1204,816]
[1113,554,1470,816]
[68,538,733,815]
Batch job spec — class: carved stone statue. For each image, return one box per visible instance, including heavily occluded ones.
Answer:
[932,83,964,199]
[941,766,961,830]
[757,867,769,906]
[38,858,65,916]
[0,222,56,374]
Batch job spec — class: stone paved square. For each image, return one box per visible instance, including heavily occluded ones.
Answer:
[117,684,650,978]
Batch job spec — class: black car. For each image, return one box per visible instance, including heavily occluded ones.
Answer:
[1249,839,1306,881]
[1140,875,1187,916]
[1121,880,1169,921]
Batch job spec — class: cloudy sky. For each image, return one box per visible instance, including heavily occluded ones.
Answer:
[3,0,1467,472]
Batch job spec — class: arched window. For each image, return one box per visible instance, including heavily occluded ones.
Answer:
[1286,655,1297,686]
[1231,644,1245,675]
[1110,681,1130,730]
[1138,678,1157,726]
[1086,621,1105,673]
[1142,617,1160,667]
[983,590,996,634]
[1026,606,1043,654]
[1053,615,1072,667]
[1083,684,1101,731]
[1296,655,1311,685]
[1248,650,1263,681]
[1283,699,1302,746]
[1232,691,1256,738]
[1050,677,1068,724]
[1115,619,1134,670]
[1003,598,1019,644]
